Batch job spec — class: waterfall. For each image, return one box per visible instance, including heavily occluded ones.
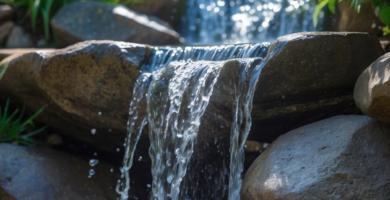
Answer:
[117,43,269,200]
[182,0,316,44]
[148,61,223,200]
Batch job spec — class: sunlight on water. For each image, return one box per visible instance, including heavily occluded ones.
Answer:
[183,0,315,44]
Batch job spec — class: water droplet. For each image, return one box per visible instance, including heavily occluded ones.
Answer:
[108,129,112,132]
[138,156,142,161]
[89,159,99,167]
[91,128,96,135]
[117,148,120,152]
[110,168,114,172]
[98,112,102,116]
[94,152,98,156]
[89,169,95,177]
[146,184,151,188]
[177,134,183,138]
[167,175,173,183]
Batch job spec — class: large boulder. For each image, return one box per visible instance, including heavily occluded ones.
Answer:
[242,115,390,200]
[354,52,390,124]
[0,143,121,200]
[250,32,384,142]
[51,1,180,47]
[0,41,150,153]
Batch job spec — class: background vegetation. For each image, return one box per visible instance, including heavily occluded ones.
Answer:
[314,0,390,35]
[0,99,45,146]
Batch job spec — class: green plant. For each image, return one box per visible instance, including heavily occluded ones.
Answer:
[313,0,390,35]
[0,0,140,42]
[0,99,46,147]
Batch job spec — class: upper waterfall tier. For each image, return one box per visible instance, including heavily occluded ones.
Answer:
[141,43,269,72]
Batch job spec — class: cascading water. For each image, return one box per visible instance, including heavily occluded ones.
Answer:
[148,61,223,200]
[117,43,269,200]
[182,0,317,44]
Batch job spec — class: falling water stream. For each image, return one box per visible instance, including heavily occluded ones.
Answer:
[116,43,269,199]
[116,0,319,198]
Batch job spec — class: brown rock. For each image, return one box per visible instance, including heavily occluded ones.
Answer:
[354,52,390,125]
[0,21,13,46]
[0,32,384,152]
[250,32,384,142]
[0,41,150,153]
[242,115,390,200]
[51,1,180,47]
[5,25,34,48]
[0,5,13,24]
[337,2,384,36]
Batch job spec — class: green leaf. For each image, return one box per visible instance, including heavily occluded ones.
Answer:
[379,5,390,26]
[41,0,54,41]
[313,0,329,27]
[328,0,337,13]
[31,0,41,32]
[383,26,390,36]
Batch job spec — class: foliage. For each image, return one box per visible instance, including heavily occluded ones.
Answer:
[0,0,139,42]
[0,99,46,147]
[313,0,390,35]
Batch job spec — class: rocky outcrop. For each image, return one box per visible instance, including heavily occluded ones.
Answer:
[0,41,150,152]
[0,32,384,153]
[250,32,384,142]
[51,1,180,47]
[354,52,390,125]
[0,143,122,200]
[242,115,390,200]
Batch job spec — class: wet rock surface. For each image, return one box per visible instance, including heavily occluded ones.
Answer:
[0,143,120,200]
[0,32,384,152]
[51,1,180,47]
[242,115,390,200]
[0,41,150,153]
[354,52,390,125]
